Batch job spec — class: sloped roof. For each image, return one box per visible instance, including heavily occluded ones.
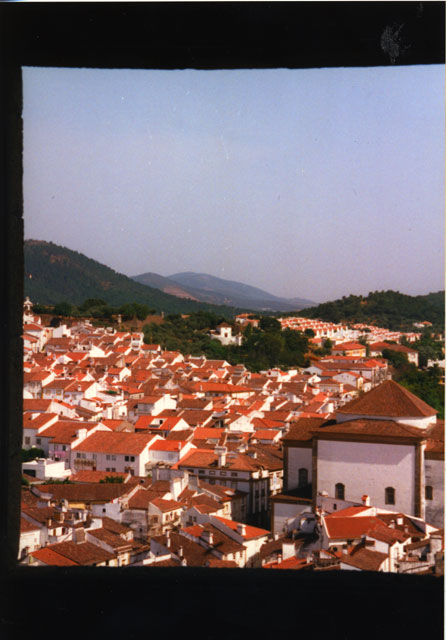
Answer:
[312,419,425,441]
[337,380,437,418]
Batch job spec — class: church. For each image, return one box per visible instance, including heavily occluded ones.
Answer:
[276,380,444,530]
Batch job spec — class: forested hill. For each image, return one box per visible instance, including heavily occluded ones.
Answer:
[295,290,445,330]
[24,240,244,317]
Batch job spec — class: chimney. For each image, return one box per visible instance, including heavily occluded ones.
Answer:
[46,518,52,528]
[361,494,370,507]
[170,477,181,501]
[74,527,86,544]
[178,546,184,558]
[237,523,246,537]
[202,530,214,546]
[55,511,64,523]
[389,519,396,529]
[215,446,227,467]
[166,530,171,548]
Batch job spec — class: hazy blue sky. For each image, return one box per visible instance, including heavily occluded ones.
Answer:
[23,65,444,303]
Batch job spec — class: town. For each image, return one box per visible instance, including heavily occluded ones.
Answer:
[20,297,444,574]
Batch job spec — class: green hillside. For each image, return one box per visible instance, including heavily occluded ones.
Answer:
[24,240,243,317]
[295,290,445,330]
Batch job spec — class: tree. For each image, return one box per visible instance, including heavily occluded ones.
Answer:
[99,475,124,484]
[53,301,73,317]
[259,316,281,332]
[21,448,45,462]
[304,328,315,337]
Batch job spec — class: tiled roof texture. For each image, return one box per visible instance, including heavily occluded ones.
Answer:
[87,528,133,550]
[324,516,389,540]
[337,380,437,418]
[312,418,425,440]
[30,547,79,566]
[34,483,135,502]
[284,417,334,442]
[70,470,131,483]
[214,516,270,539]
[46,540,116,565]
[340,546,388,571]
[72,431,156,454]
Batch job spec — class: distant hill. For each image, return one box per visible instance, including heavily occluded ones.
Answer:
[295,290,445,330]
[24,240,244,317]
[132,270,316,312]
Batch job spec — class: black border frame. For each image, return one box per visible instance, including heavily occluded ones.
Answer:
[1,3,444,637]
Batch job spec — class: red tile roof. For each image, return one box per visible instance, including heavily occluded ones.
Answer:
[72,431,157,455]
[30,547,79,566]
[337,380,437,418]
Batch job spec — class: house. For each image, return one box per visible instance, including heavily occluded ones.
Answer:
[279,380,443,529]
[71,431,162,476]
[369,342,419,366]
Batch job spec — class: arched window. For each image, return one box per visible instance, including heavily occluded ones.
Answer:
[385,487,395,505]
[335,483,345,500]
[425,485,433,501]
[298,468,308,487]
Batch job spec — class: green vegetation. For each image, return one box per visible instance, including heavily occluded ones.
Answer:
[143,312,310,372]
[21,448,45,462]
[99,476,125,484]
[382,350,444,419]
[296,290,445,331]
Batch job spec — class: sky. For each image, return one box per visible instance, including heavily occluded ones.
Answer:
[22,65,444,303]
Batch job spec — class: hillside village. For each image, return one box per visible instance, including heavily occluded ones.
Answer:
[20,298,444,574]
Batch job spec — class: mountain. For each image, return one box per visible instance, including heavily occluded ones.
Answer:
[132,270,316,312]
[24,240,243,316]
[295,290,445,330]
[131,272,200,301]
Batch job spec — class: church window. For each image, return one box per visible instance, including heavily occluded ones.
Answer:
[335,483,345,500]
[385,487,395,505]
[425,485,433,501]
[298,468,308,487]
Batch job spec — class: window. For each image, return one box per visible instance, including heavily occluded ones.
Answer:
[130,456,135,462]
[92,453,96,460]
[198,470,205,475]
[385,487,395,505]
[425,485,433,501]
[298,468,308,487]
[210,471,215,475]
[111,455,116,461]
[62,445,66,451]
[231,472,237,477]
[220,471,226,476]
[335,483,345,500]
[106,455,111,461]
[25,437,30,445]
[125,456,129,462]
[106,467,110,472]
[76,453,81,459]
[102,508,106,513]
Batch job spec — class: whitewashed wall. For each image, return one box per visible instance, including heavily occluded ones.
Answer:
[317,440,417,516]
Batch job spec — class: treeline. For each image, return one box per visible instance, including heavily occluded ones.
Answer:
[382,348,444,419]
[295,290,445,331]
[32,299,157,322]
[24,240,242,317]
[143,313,311,372]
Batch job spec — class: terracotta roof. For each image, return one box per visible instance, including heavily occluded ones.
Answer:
[149,496,183,513]
[45,540,116,565]
[70,470,131,483]
[324,516,388,540]
[33,483,134,503]
[337,380,437,418]
[263,556,312,570]
[312,418,425,441]
[340,546,388,571]
[214,516,270,539]
[72,431,156,455]
[30,547,79,566]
